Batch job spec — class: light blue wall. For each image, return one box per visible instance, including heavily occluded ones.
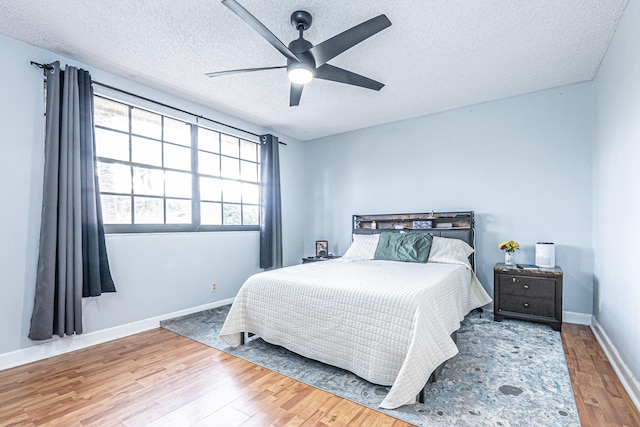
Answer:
[0,34,306,354]
[304,83,595,314]
[593,0,640,384]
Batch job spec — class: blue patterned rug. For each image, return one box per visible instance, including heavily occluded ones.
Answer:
[161,305,580,426]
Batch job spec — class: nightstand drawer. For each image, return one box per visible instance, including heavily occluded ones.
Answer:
[499,294,555,318]
[498,275,556,298]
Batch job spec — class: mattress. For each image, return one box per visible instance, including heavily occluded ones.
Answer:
[220,258,492,409]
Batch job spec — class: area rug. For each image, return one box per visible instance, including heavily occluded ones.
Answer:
[161,306,580,426]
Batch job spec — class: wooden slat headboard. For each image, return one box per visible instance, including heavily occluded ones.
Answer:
[352,211,475,269]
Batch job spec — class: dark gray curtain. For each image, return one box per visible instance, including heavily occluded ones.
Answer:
[29,62,115,341]
[259,134,283,269]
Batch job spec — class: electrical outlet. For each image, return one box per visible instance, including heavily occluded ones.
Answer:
[211,283,217,293]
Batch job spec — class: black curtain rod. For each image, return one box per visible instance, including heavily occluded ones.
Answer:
[30,61,286,145]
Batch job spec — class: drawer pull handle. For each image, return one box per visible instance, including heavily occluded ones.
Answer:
[523,303,529,307]
[523,284,529,289]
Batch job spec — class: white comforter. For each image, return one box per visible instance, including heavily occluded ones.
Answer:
[219,258,492,409]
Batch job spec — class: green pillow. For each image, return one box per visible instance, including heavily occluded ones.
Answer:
[374,232,433,263]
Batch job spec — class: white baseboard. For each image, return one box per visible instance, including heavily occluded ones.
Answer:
[0,298,234,372]
[563,310,592,326]
[591,319,640,412]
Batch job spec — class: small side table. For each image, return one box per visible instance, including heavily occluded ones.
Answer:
[493,263,563,331]
[302,255,340,264]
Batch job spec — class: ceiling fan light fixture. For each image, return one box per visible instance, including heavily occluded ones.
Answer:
[287,62,314,84]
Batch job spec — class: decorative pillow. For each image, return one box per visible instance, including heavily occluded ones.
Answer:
[374,232,433,263]
[428,236,474,265]
[342,233,380,259]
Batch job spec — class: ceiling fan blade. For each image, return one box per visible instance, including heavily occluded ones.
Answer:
[315,64,384,91]
[309,14,391,67]
[290,83,304,106]
[205,65,286,78]
[222,0,300,63]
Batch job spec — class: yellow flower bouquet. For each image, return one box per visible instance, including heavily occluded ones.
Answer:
[498,240,519,255]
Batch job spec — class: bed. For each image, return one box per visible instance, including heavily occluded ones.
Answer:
[220,212,492,409]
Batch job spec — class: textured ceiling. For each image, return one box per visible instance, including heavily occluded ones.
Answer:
[0,0,629,141]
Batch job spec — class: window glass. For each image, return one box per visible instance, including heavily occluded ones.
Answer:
[165,170,192,198]
[243,205,259,225]
[101,195,131,224]
[133,167,164,196]
[198,128,219,153]
[240,140,257,161]
[94,95,260,231]
[164,143,191,171]
[200,177,222,201]
[97,162,131,193]
[94,97,129,132]
[222,180,242,203]
[221,134,239,157]
[132,136,162,167]
[223,204,242,225]
[95,128,129,161]
[166,199,191,224]
[240,160,258,182]
[198,151,220,176]
[132,108,161,139]
[221,156,240,179]
[134,197,164,224]
[201,202,222,225]
[242,182,259,204]
[164,117,191,147]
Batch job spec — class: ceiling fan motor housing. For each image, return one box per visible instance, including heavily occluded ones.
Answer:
[291,10,312,31]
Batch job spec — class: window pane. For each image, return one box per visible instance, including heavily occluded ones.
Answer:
[132,108,161,139]
[166,198,191,224]
[165,170,192,198]
[201,202,222,225]
[101,195,131,224]
[198,128,219,153]
[243,205,259,225]
[198,151,220,176]
[164,143,191,171]
[94,97,129,132]
[223,204,241,225]
[221,156,239,179]
[132,136,162,167]
[200,177,222,201]
[95,128,129,161]
[242,182,259,204]
[133,167,164,196]
[222,180,241,203]
[240,140,257,161]
[221,134,239,157]
[97,162,131,193]
[134,197,164,224]
[164,117,191,147]
[240,160,258,182]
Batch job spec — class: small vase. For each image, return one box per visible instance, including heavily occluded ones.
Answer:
[505,252,513,265]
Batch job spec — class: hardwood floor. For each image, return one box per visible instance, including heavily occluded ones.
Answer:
[0,324,637,426]
[561,324,640,427]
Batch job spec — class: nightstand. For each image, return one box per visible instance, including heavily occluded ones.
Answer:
[301,255,340,264]
[493,263,563,331]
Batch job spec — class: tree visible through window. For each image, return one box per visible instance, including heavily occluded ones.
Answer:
[94,95,260,232]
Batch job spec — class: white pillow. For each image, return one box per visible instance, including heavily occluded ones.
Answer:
[342,234,380,259]
[428,236,474,265]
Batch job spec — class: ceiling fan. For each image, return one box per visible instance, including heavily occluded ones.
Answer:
[206,0,392,106]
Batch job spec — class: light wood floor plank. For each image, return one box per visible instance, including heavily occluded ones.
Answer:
[0,324,638,426]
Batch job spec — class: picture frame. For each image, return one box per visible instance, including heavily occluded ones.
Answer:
[315,240,328,257]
